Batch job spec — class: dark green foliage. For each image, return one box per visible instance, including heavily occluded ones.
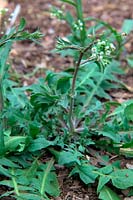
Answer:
[0,1,133,199]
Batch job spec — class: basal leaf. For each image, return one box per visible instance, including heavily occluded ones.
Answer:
[127,56,133,68]
[0,165,11,177]
[39,158,60,198]
[28,137,54,152]
[0,158,19,168]
[99,186,121,200]
[97,176,110,192]
[124,103,133,121]
[70,164,98,184]
[45,172,60,197]
[111,169,133,189]
[98,131,121,143]
[58,150,82,165]
[5,136,27,153]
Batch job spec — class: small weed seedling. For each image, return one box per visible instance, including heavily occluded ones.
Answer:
[0,1,133,200]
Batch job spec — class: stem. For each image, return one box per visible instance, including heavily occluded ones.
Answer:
[69,45,92,134]
[75,0,86,45]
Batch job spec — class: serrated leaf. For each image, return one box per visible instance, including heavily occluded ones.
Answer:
[99,186,121,200]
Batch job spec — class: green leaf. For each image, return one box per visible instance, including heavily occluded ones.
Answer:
[127,56,133,68]
[57,77,70,93]
[99,186,121,200]
[58,150,82,165]
[0,42,12,80]
[0,158,19,168]
[0,165,11,177]
[120,148,133,157]
[5,136,27,153]
[97,165,113,192]
[97,176,110,192]
[111,169,133,189]
[28,137,54,152]
[124,103,133,121]
[39,158,60,198]
[18,18,26,31]
[17,193,43,200]
[70,164,98,184]
[45,172,60,197]
[25,159,39,181]
[60,0,76,6]
[98,131,120,143]
[122,19,133,34]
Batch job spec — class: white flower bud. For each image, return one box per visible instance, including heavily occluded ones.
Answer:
[91,47,97,52]
[110,43,116,50]
[106,50,111,56]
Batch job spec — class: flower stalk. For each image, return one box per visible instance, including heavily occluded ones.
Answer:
[68,44,93,134]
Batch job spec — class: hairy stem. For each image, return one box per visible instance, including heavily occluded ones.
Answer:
[69,45,92,134]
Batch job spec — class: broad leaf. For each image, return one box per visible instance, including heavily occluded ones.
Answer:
[97,176,110,192]
[124,103,133,121]
[111,169,133,189]
[58,150,82,165]
[28,137,54,152]
[99,186,121,200]
[70,164,98,184]
[122,19,133,34]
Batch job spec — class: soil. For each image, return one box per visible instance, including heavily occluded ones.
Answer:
[0,0,133,199]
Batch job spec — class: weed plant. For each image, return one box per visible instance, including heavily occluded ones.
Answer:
[0,1,133,200]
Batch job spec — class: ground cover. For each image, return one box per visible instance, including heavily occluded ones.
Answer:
[0,0,133,199]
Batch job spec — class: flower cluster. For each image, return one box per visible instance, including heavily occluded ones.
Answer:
[0,8,8,15]
[91,39,116,66]
[56,37,71,50]
[50,7,64,20]
[73,19,84,31]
